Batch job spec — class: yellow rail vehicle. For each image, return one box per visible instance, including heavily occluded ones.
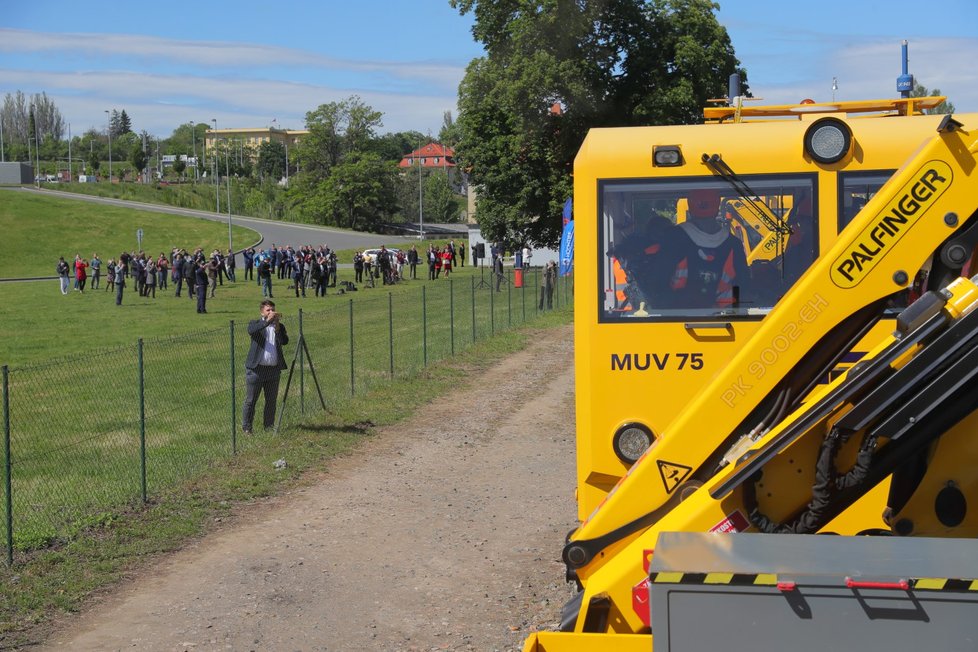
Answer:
[527,107,978,650]
[577,97,948,522]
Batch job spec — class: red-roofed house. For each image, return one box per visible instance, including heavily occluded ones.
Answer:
[398,142,456,169]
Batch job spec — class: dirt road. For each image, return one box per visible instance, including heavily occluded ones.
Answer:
[39,325,578,652]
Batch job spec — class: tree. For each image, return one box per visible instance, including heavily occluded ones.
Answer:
[301,151,398,230]
[171,158,186,179]
[108,109,133,137]
[1,91,66,158]
[256,140,287,181]
[438,111,461,150]
[131,142,148,179]
[424,171,465,223]
[369,130,426,161]
[118,110,133,135]
[294,96,384,184]
[452,0,747,247]
[88,150,100,173]
[292,96,388,225]
[910,81,955,114]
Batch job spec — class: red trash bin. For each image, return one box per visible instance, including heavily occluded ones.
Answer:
[514,267,524,288]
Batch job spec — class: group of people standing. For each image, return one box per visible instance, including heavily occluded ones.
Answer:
[242,244,339,299]
[425,240,465,281]
[56,246,237,312]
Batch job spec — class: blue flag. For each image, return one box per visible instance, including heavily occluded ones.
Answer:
[562,197,573,225]
[559,219,574,276]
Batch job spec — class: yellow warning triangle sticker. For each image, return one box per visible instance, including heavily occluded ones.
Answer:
[657,460,693,493]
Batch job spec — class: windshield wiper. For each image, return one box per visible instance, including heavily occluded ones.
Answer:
[701,153,792,237]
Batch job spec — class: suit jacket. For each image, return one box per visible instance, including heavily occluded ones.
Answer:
[245,318,289,371]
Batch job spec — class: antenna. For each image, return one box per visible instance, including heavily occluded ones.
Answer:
[897,40,914,98]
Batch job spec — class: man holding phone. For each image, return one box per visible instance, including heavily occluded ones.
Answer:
[242,299,289,434]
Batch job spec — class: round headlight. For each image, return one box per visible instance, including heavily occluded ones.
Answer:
[804,117,852,164]
[612,422,654,464]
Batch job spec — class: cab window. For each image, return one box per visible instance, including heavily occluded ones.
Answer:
[600,176,818,322]
[839,171,894,231]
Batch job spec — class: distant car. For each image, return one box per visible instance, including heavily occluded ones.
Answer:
[361,247,401,264]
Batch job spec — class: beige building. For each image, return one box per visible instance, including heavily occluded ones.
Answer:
[204,127,306,162]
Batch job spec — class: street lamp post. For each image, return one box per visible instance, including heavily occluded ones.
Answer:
[418,139,424,240]
[190,120,197,181]
[105,110,112,182]
[272,118,289,184]
[225,139,232,253]
[212,119,219,214]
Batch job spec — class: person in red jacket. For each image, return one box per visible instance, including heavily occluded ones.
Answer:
[440,245,453,277]
[74,254,89,292]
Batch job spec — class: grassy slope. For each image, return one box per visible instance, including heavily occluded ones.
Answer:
[0,190,259,279]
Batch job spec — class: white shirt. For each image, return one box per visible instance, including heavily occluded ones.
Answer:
[259,323,278,366]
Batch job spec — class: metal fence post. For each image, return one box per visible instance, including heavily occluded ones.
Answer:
[490,274,495,335]
[507,269,512,327]
[388,293,394,379]
[449,279,455,356]
[535,268,540,316]
[471,276,476,343]
[522,271,526,323]
[422,285,428,367]
[3,365,12,566]
[349,299,355,397]
[138,339,147,503]
[230,320,237,455]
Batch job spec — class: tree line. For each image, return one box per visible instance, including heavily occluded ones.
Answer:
[0,92,465,230]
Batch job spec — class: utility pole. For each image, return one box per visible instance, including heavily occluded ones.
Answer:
[190,121,197,181]
[226,138,232,252]
[105,109,112,181]
[418,138,424,240]
[212,119,219,214]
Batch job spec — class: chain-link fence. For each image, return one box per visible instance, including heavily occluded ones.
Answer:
[1,268,573,564]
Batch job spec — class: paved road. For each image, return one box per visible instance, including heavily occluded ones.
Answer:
[8,186,422,254]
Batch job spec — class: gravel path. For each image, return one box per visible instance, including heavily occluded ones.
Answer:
[38,324,578,652]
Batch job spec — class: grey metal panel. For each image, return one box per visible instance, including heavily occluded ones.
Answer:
[650,531,978,581]
[658,585,978,652]
[650,533,978,652]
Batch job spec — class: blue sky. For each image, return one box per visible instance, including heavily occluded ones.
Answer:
[2,0,977,139]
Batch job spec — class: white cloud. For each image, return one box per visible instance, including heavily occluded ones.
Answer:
[0,28,468,92]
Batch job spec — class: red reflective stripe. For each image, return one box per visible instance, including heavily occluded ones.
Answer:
[644,244,661,254]
[715,250,736,306]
